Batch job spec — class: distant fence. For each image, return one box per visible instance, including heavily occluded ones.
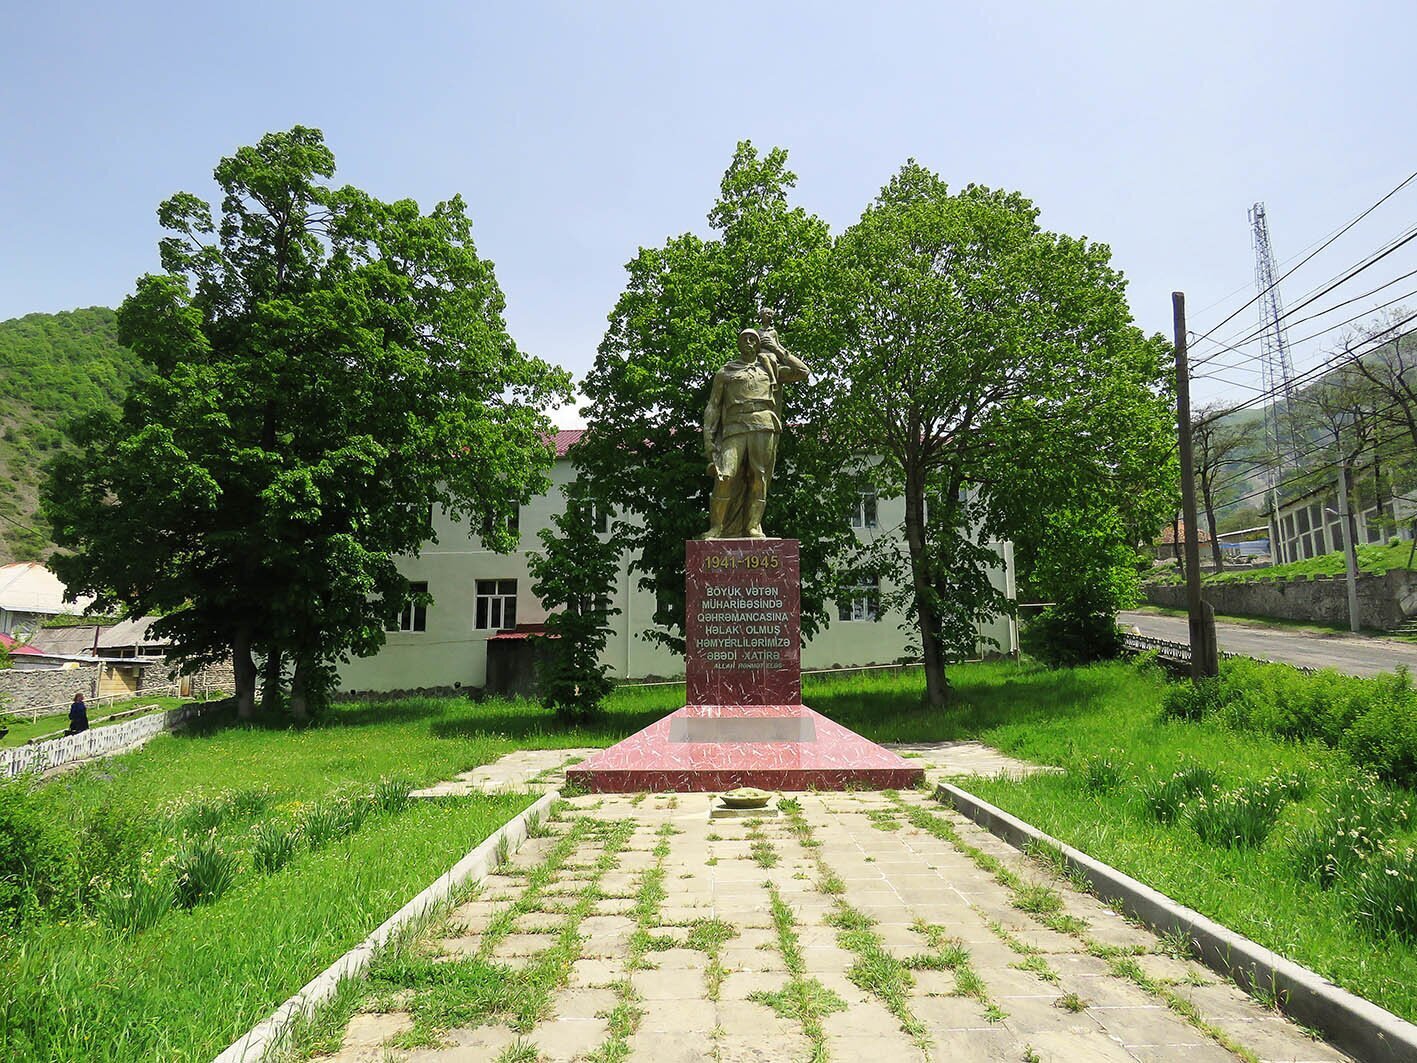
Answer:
[0,681,183,724]
[1121,631,1316,676]
[1,700,230,779]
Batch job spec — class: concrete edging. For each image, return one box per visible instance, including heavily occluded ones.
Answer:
[935,782,1417,1063]
[212,788,561,1063]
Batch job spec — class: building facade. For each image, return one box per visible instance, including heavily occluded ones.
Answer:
[337,433,1018,695]
[1272,485,1417,565]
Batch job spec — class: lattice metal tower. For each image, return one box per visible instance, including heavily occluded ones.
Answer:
[1250,202,1297,462]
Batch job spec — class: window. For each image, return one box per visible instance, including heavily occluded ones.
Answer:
[593,503,610,535]
[481,510,520,542]
[850,488,878,530]
[387,581,428,633]
[476,579,518,631]
[838,576,879,622]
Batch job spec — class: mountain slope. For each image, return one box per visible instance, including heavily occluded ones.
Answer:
[0,307,143,562]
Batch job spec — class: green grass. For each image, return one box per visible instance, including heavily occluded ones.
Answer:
[1150,539,1417,587]
[1,793,529,1060]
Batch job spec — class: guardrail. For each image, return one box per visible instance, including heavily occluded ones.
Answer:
[1121,631,1316,675]
[1,699,230,779]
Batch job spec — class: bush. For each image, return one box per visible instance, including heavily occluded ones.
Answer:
[1290,774,1413,887]
[0,777,81,925]
[301,800,355,850]
[250,822,300,874]
[372,777,413,815]
[1022,602,1124,669]
[173,787,272,835]
[172,835,237,908]
[1190,780,1290,849]
[1346,846,1417,942]
[95,869,173,934]
[1078,752,1127,795]
[1159,677,1223,723]
[1141,762,1219,823]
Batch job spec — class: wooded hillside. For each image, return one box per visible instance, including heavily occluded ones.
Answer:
[0,307,141,562]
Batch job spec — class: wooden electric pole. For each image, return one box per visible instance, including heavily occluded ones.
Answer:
[1173,293,1220,679]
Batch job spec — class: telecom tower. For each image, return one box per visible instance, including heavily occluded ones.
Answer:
[1250,202,1296,562]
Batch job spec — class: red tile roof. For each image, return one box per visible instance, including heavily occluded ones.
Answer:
[0,632,44,655]
[552,429,585,457]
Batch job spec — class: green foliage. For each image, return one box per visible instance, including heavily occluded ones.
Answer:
[1078,751,1127,794]
[0,307,144,562]
[1141,762,1219,823]
[41,126,571,717]
[95,869,173,935]
[826,163,1175,705]
[1022,594,1125,667]
[1347,846,1417,942]
[172,834,237,908]
[1158,658,1417,786]
[527,480,621,724]
[576,142,861,654]
[1188,779,1291,849]
[250,822,300,874]
[1290,774,1413,887]
[0,778,81,925]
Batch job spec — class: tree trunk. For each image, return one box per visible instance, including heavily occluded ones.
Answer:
[903,466,947,708]
[1201,479,1225,572]
[289,654,312,723]
[1172,515,1186,581]
[261,648,283,714]
[233,627,257,720]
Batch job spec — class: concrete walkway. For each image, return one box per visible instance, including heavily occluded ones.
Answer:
[314,789,1349,1063]
[1120,609,1417,677]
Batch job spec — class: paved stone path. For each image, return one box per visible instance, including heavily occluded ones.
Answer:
[314,789,1350,1063]
[410,748,599,798]
[1120,609,1417,677]
[886,741,1062,784]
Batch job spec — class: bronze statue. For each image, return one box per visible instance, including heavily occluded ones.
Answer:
[702,309,810,539]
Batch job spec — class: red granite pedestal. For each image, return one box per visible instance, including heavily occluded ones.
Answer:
[567,539,921,793]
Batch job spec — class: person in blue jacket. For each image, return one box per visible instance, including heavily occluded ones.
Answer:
[68,691,89,735]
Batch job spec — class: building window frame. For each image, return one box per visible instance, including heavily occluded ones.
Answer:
[849,488,878,530]
[388,581,428,633]
[838,575,880,622]
[476,579,518,631]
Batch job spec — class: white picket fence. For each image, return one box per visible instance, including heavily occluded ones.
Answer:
[0,700,228,779]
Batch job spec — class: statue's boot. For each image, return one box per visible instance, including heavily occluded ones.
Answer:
[703,490,732,539]
[745,498,768,539]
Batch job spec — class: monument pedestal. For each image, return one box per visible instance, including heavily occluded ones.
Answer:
[567,539,921,793]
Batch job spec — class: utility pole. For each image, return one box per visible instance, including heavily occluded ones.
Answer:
[1174,293,1220,679]
[1335,434,1362,633]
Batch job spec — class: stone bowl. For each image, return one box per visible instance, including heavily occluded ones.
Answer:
[718,787,774,809]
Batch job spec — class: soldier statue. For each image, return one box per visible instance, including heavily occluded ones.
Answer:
[701,309,810,539]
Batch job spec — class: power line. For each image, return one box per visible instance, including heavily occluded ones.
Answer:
[1188,169,1417,351]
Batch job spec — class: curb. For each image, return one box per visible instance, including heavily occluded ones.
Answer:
[935,782,1417,1063]
[212,788,561,1063]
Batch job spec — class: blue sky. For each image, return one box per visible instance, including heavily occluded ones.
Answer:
[3,1,1414,418]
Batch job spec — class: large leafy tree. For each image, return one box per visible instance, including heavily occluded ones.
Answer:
[826,163,1174,702]
[43,127,570,718]
[575,143,861,653]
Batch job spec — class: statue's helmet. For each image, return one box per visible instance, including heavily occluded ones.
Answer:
[737,328,760,357]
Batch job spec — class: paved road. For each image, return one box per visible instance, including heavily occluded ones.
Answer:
[1120,610,1417,677]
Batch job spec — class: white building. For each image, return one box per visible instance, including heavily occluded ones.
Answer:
[336,432,1018,694]
[0,562,95,639]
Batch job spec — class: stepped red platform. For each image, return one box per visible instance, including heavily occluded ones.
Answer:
[565,701,920,792]
[566,538,922,793]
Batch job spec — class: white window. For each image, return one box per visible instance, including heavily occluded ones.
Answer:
[388,581,428,633]
[838,576,879,622]
[850,489,878,529]
[476,579,517,631]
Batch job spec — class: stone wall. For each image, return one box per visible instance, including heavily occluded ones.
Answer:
[1143,568,1417,630]
[0,662,100,715]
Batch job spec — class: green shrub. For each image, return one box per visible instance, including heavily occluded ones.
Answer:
[1141,762,1219,823]
[0,777,81,925]
[174,787,273,835]
[95,869,173,934]
[1346,846,1417,942]
[1290,774,1412,887]
[1022,603,1124,668]
[301,801,354,850]
[172,835,237,908]
[1190,780,1289,849]
[250,822,300,874]
[76,802,157,898]
[1159,677,1222,722]
[372,777,413,815]
[1078,752,1127,795]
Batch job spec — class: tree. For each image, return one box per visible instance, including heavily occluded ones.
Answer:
[1191,403,1252,570]
[576,143,862,653]
[43,127,570,719]
[825,163,1174,702]
[527,481,621,724]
